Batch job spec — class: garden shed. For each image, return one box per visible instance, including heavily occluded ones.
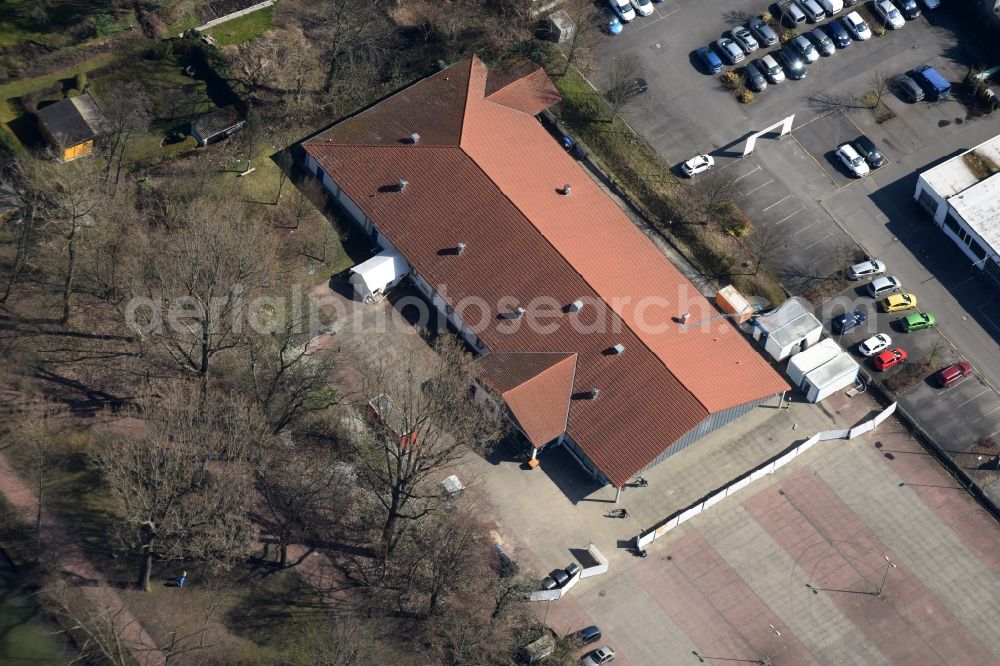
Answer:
[35,92,107,161]
[349,249,410,301]
[191,105,246,146]
[750,297,822,361]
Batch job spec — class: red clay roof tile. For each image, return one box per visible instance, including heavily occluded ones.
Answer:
[303,56,790,487]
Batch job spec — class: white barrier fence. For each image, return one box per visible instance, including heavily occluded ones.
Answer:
[636,403,896,549]
[529,544,609,602]
[190,0,276,34]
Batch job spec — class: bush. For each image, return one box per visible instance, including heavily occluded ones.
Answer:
[761,11,777,27]
[719,71,741,90]
[723,209,753,236]
[161,135,198,159]
[65,89,80,98]
[779,29,798,44]
[871,24,886,38]
[737,89,756,104]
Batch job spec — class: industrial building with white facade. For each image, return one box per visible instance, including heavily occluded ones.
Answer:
[914,133,1000,287]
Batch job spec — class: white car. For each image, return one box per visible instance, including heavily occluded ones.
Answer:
[859,334,892,357]
[847,260,886,280]
[608,0,636,21]
[819,0,844,15]
[869,275,902,298]
[837,143,870,177]
[716,37,745,64]
[681,154,714,177]
[581,646,616,666]
[843,11,871,40]
[759,54,785,83]
[731,26,759,54]
[873,0,905,28]
[630,0,654,17]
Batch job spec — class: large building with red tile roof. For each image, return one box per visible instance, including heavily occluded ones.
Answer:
[303,56,790,491]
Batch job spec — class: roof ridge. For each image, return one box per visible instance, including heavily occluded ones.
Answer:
[450,142,709,413]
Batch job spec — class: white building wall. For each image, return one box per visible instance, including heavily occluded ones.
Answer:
[914,174,948,225]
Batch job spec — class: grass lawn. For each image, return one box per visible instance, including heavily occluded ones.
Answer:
[206,6,274,46]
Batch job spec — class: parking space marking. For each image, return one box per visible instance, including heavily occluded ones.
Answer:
[954,390,990,410]
[791,220,819,236]
[631,10,678,31]
[762,195,791,212]
[802,233,834,251]
[775,207,804,225]
[970,403,1000,424]
[738,179,773,199]
[733,165,761,182]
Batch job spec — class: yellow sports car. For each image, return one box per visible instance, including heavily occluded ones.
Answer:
[882,293,917,313]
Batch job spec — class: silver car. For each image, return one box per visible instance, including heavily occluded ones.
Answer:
[808,28,836,56]
[847,259,886,280]
[797,0,826,21]
[791,35,819,63]
[869,275,902,298]
[715,37,745,64]
[748,17,778,46]
[731,25,759,54]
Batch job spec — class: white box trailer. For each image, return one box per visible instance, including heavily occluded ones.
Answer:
[786,338,842,388]
[804,353,859,403]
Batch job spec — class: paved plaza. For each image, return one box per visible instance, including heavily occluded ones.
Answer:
[473,392,1000,665]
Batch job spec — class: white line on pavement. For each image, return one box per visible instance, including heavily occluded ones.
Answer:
[762,195,791,212]
[970,403,1000,424]
[791,220,819,236]
[738,180,773,199]
[775,207,804,225]
[733,165,761,182]
[801,233,833,251]
[953,390,989,410]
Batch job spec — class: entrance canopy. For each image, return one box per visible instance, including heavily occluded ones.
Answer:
[349,249,410,298]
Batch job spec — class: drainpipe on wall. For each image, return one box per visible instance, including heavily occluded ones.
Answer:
[530,447,538,461]
[614,486,621,503]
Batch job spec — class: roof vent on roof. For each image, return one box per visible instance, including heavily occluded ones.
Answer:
[513,306,526,320]
[678,312,691,325]
[560,183,572,196]
[588,388,600,400]
[610,343,625,356]
[397,179,409,192]
[456,242,466,255]
[567,299,583,313]
[408,132,421,144]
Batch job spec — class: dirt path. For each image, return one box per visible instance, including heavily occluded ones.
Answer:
[0,451,166,665]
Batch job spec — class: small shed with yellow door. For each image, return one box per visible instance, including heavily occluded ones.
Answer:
[35,92,107,162]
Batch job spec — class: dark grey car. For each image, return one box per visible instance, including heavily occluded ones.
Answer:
[893,73,924,102]
[748,17,778,46]
[745,62,768,91]
[826,18,852,47]
[777,46,807,80]
[808,28,836,56]
[892,0,921,18]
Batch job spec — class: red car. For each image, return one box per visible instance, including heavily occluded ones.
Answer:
[933,361,973,388]
[873,348,906,371]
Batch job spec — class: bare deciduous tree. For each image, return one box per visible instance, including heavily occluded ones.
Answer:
[869,69,892,110]
[349,335,505,557]
[254,436,350,568]
[692,170,740,225]
[91,384,263,590]
[132,195,277,396]
[98,80,151,193]
[604,55,642,120]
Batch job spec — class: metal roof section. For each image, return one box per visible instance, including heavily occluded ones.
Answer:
[753,297,822,349]
[948,176,1000,254]
[920,133,1000,199]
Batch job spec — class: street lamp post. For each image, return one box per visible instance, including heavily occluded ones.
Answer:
[760,624,781,665]
[876,555,896,597]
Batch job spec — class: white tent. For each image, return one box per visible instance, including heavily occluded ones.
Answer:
[349,249,409,300]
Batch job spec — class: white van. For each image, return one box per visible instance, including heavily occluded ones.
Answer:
[819,0,844,15]
[784,1,807,25]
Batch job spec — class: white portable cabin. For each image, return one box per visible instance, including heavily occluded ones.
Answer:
[803,353,859,403]
[786,338,842,388]
[349,249,410,301]
[750,297,823,361]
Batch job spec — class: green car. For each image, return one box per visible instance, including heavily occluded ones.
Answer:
[902,311,936,332]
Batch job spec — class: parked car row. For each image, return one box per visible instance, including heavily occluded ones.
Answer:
[606,0,663,31]
[893,65,952,102]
